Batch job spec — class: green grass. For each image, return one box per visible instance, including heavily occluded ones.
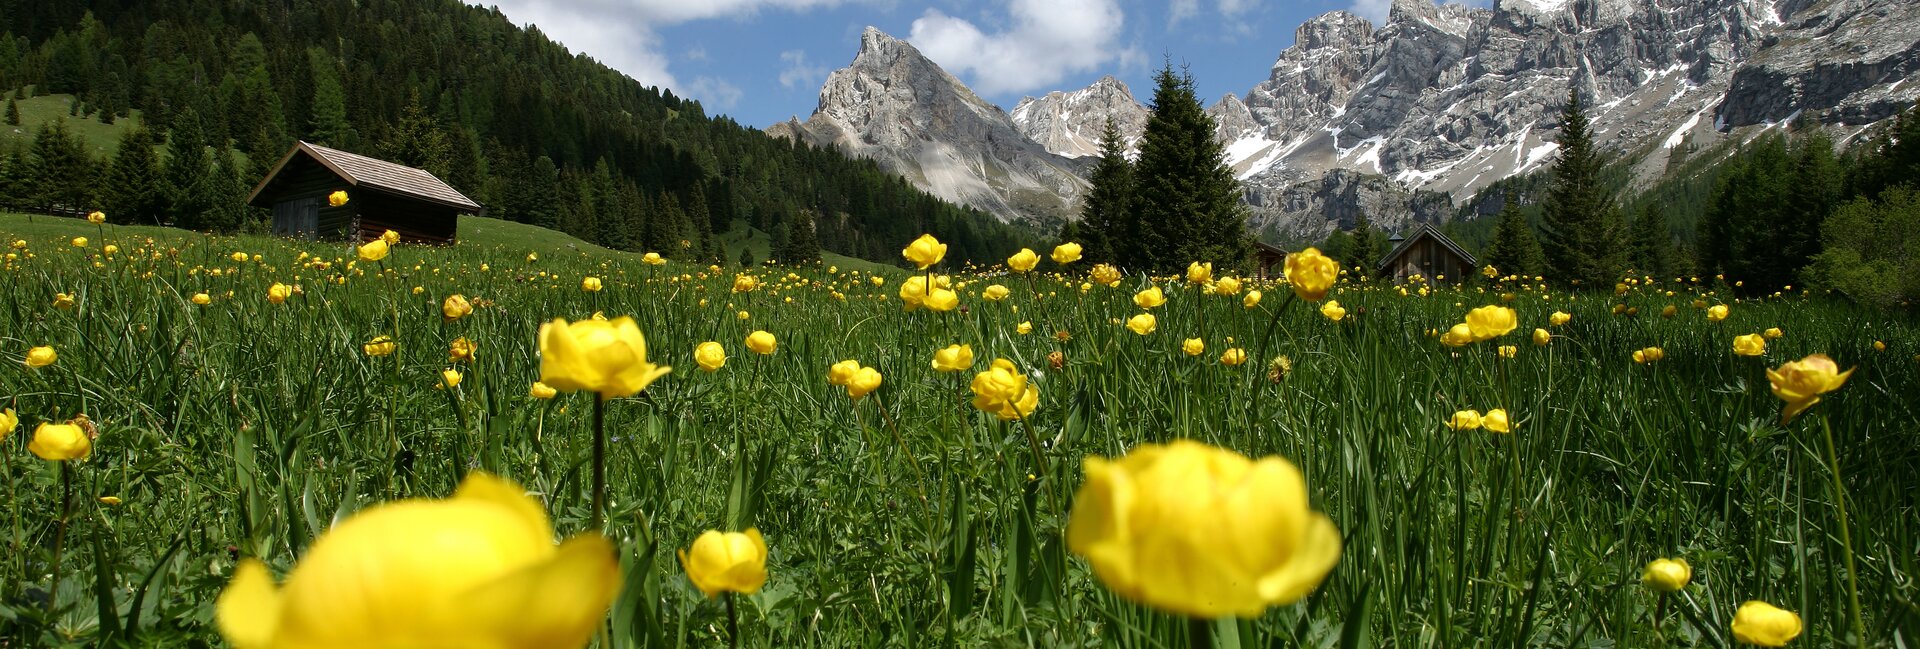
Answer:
[0,221,1916,647]
[2,92,142,159]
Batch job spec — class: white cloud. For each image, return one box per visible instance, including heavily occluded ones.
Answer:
[907,0,1134,96]
[1170,0,1200,23]
[685,76,745,109]
[1350,0,1394,22]
[778,50,830,90]
[684,45,709,62]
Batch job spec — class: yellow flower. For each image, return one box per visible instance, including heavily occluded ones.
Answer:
[1284,247,1338,301]
[327,190,350,207]
[441,295,473,321]
[580,276,602,292]
[983,284,1010,300]
[538,317,672,398]
[1448,410,1482,430]
[923,288,959,311]
[216,472,620,649]
[1873,340,1887,352]
[1183,338,1205,356]
[1185,261,1212,284]
[1320,301,1346,322]
[1125,313,1157,335]
[1017,321,1033,335]
[381,229,401,245]
[694,342,726,372]
[1497,345,1517,358]
[1483,408,1511,433]
[1220,348,1248,366]
[25,345,57,368]
[1532,328,1551,346]
[1051,242,1082,264]
[363,336,397,357]
[529,382,558,400]
[1730,600,1802,646]
[1640,558,1691,592]
[1007,248,1039,272]
[1633,347,1665,364]
[99,496,122,505]
[29,422,92,460]
[1243,290,1262,308]
[0,408,15,443]
[1133,286,1166,309]
[1763,327,1783,339]
[1706,304,1729,322]
[827,359,861,386]
[1481,264,1498,279]
[847,367,883,400]
[72,236,89,248]
[268,283,292,304]
[1660,305,1677,319]
[731,274,760,293]
[932,344,975,373]
[870,276,885,287]
[192,292,212,305]
[449,336,478,362]
[357,239,389,263]
[1440,323,1474,347]
[745,331,777,355]
[1549,311,1571,326]
[736,310,750,321]
[640,252,666,266]
[441,369,463,388]
[902,234,947,269]
[1091,263,1122,287]
[53,293,75,309]
[970,359,1038,420]
[1213,277,1243,296]
[678,529,769,598]
[1066,440,1340,618]
[1766,353,1853,423]
[1733,333,1766,357]
[1465,305,1517,341]
[87,210,106,224]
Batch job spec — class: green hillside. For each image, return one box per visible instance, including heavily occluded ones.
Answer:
[1,91,138,156]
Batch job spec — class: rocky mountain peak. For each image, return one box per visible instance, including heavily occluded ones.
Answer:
[1010,75,1150,158]
[1294,11,1375,51]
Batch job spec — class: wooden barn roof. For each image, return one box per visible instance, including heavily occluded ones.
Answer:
[247,141,481,211]
[1376,223,1476,273]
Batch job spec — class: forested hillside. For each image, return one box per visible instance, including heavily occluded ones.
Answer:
[0,0,1028,264]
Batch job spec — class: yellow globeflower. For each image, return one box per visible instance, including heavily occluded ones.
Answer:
[1464,305,1517,341]
[87,211,106,224]
[846,367,883,400]
[25,345,57,368]
[1016,321,1034,335]
[1007,248,1039,272]
[440,369,463,388]
[1733,333,1766,357]
[192,293,213,306]
[268,283,292,304]
[1532,328,1551,346]
[1051,242,1083,264]
[1066,440,1341,618]
[1766,353,1853,423]
[1873,340,1886,352]
[641,252,666,266]
[1440,323,1474,348]
[1730,600,1802,646]
[1549,311,1572,326]
[1243,290,1262,308]
[1320,300,1346,322]
[1185,261,1212,284]
[1497,345,1517,359]
[1283,247,1338,301]
[678,529,769,598]
[28,422,92,461]
[357,239,389,263]
[529,382,559,400]
[745,331,777,355]
[1125,313,1157,335]
[1447,410,1483,431]
[983,284,1010,301]
[327,190,350,207]
[970,359,1038,420]
[1640,558,1691,592]
[363,336,397,357]
[538,317,672,398]
[0,408,15,443]
[1091,263,1122,287]
[1133,286,1167,309]
[72,236,89,248]
[1220,348,1248,366]
[1706,304,1729,322]
[923,287,959,312]
[53,293,75,309]
[449,336,478,362]
[1763,327,1784,339]
[1183,338,1205,357]
[216,473,620,649]
[381,229,401,245]
[827,360,861,386]
[932,344,975,373]
[232,251,251,263]
[442,294,473,321]
[580,276,602,292]
[902,234,947,269]
[694,342,726,372]
[731,274,760,293]
[1483,408,1512,433]
[1633,347,1665,364]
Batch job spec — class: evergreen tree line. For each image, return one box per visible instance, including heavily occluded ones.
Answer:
[1066,64,1251,274]
[0,1,1026,265]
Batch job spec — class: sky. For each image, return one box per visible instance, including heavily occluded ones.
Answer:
[471,0,1458,129]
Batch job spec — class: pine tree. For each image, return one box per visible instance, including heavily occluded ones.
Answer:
[4,97,18,125]
[1481,194,1548,278]
[164,109,214,229]
[1350,212,1384,275]
[104,124,166,225]
[305,47,356,148]
[1539,85,1625,286]
[204,145,249,233]
[381,89,449,177]
[786,209,822,264]
[1078,117,1132,265]
[1628,204,1673,278]
[1131,64,1248,272]
[28,118,94,213]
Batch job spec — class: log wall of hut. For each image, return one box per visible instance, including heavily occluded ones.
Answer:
[257,155,356,239]
[1382,236,1472,282]
[352,189,459,243]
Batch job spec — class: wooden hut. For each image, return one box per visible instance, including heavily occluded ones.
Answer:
[1253,241,1289,279]
[246,142,481,243]
[1376,223,1476,282]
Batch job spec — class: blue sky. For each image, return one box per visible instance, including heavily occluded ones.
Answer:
[474,0,1428,129]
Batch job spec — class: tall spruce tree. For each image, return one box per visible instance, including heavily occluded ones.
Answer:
[305,47,355,148]
[1539,85,1625,286]
[1482,193,1548,277]
[4,97,17,125]
[28,118,93,212]
[164,108,214,229]
[1131,63,1248,272]
[1350,212,1384,275]
[1078,117,1132,265]
[786,209,822,264]
[103,123,166,225]
[1628,204,1674,278]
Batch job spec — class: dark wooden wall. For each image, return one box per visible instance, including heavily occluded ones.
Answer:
[252,155,356,239]
[354,189,458,243]
[252,152,459,243]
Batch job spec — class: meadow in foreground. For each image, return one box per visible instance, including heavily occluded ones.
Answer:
[1,211,1917,648]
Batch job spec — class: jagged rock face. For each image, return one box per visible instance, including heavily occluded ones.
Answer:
[1716,0,1920,128]
[1009,76,1151,158]
[768,27,1089,225]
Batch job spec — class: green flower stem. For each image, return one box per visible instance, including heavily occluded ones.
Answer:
[590,394,608,531]
[47,461,73,614]
[1819,414,1866,646]
[726,591,741,649]
[1188,615,1212,648]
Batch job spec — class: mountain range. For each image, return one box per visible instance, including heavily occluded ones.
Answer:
[771,0,1920,242]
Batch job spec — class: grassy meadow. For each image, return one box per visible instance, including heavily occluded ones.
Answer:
[1,211,1917,647]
